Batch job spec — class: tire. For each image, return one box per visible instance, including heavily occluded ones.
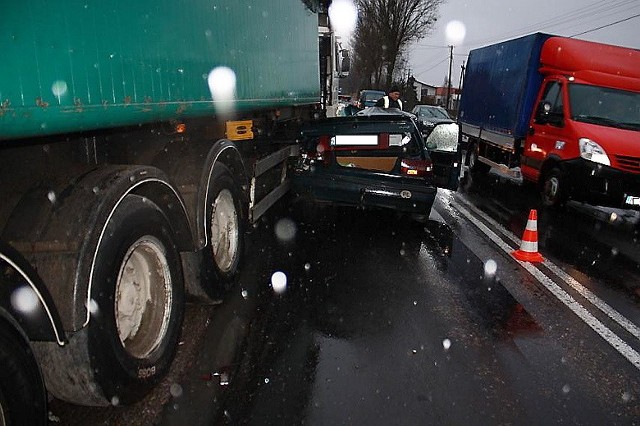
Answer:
[88,194,185,404]
[203,164,245,298]
[467,142,491,175]
[0,318,47,425]
[541,167,567,208]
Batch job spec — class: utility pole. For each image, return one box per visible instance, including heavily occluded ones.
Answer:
[446,45,453,111]
[458,61,466,91]
[456,61,466,113]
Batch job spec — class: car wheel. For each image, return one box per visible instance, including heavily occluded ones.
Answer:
[203,164,245,298]
[0,318,47,425]
[541,167,567,208]
[88,194,185,404]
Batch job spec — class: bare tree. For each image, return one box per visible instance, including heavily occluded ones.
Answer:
[352,0,444,89]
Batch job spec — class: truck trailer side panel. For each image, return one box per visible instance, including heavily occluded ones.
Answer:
[459,33,551,140]
[1,0,320,140]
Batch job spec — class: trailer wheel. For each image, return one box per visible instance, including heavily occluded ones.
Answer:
[467,143,491,175]
[88,194,184,404]
[541,167,567,208]
[0,318,47,425]
[203,164,245,297]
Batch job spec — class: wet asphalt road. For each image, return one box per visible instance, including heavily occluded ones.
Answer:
[50,173,640,425]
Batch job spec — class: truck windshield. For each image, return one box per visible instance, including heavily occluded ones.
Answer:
[569,84,640,130]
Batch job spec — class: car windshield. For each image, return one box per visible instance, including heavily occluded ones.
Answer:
[417,106,450,119]
[569,83,640,130]
[363,91,385,101]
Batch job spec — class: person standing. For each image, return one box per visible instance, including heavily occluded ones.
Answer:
[375,86,403,110]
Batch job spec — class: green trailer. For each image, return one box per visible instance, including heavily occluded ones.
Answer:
[0,0,337,414]
[1,0,320,138]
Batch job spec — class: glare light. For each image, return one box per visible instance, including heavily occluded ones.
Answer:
[207,66,237,114]
[445,20,466,46]
[329,0,357,35]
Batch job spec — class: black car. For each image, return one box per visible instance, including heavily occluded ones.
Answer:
[292,108,460,221]
[410,104,454,137]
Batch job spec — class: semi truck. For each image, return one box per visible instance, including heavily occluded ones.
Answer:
[458,33,640,209]
[0,0,348,416]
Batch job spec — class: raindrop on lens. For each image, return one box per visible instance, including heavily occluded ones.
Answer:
[170,383,183,398]
[274,218,297,242]
[445,20,466,45]
[271,271,287,294]
[51,80,68,98]
[111,396,120,406]
[11,287,39,314]
[47,190,57,204]
[88,299,99,315]
[241,289,248,299]
[442,338,451,350]
[562,384,571,394]
[264,377,270,384]
[622,391,631,402]
[328,0,358,35]
[484,259,497,277]
[304,263,311,272]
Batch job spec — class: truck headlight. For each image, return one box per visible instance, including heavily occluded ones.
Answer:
[579,138,610,166]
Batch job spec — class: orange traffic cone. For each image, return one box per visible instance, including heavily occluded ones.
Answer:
[512,209,544,263]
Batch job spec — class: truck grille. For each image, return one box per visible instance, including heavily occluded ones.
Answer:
[615,155,640,174]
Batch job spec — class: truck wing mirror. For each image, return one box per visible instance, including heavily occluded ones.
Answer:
[539,101,552,116]
[339,49,350,77]
[535,101,563,126]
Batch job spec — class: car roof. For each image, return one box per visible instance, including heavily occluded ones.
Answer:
[302,108,419,134]
[413,104,446,110]
[356,106,416,119]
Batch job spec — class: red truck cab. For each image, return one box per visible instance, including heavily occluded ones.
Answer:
[522,37,640,208]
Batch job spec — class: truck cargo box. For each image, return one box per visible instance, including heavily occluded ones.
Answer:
[0,0,320,140]
[459,33,552,141]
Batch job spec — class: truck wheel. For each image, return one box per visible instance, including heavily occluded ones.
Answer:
[204,164,245,297]
[466,143,491,175]
[0,318,47,425]
[88,194,185,404]
[541,168,567,208]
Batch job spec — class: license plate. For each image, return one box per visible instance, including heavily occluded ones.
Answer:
[624,195,640,206]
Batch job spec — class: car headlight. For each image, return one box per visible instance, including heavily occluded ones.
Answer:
[579,138,610,166]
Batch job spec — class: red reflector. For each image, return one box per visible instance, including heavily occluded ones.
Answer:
[401,159,433,177]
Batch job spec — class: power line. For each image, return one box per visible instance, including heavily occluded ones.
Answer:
[570,12,640,37]
[462,0,639,49]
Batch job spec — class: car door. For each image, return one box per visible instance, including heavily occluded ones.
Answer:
[424,122,461,190]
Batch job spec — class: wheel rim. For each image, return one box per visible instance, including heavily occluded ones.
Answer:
[468,146,477,169]
[210,189,239,273]
[115,236,172,359]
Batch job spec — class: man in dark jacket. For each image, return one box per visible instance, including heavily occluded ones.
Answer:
[375,86,403,110]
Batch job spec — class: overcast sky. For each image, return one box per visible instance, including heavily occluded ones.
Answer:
[408,0,640,87]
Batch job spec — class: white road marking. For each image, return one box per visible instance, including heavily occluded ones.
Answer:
[451,198,640,370]
[456,198,640,342]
